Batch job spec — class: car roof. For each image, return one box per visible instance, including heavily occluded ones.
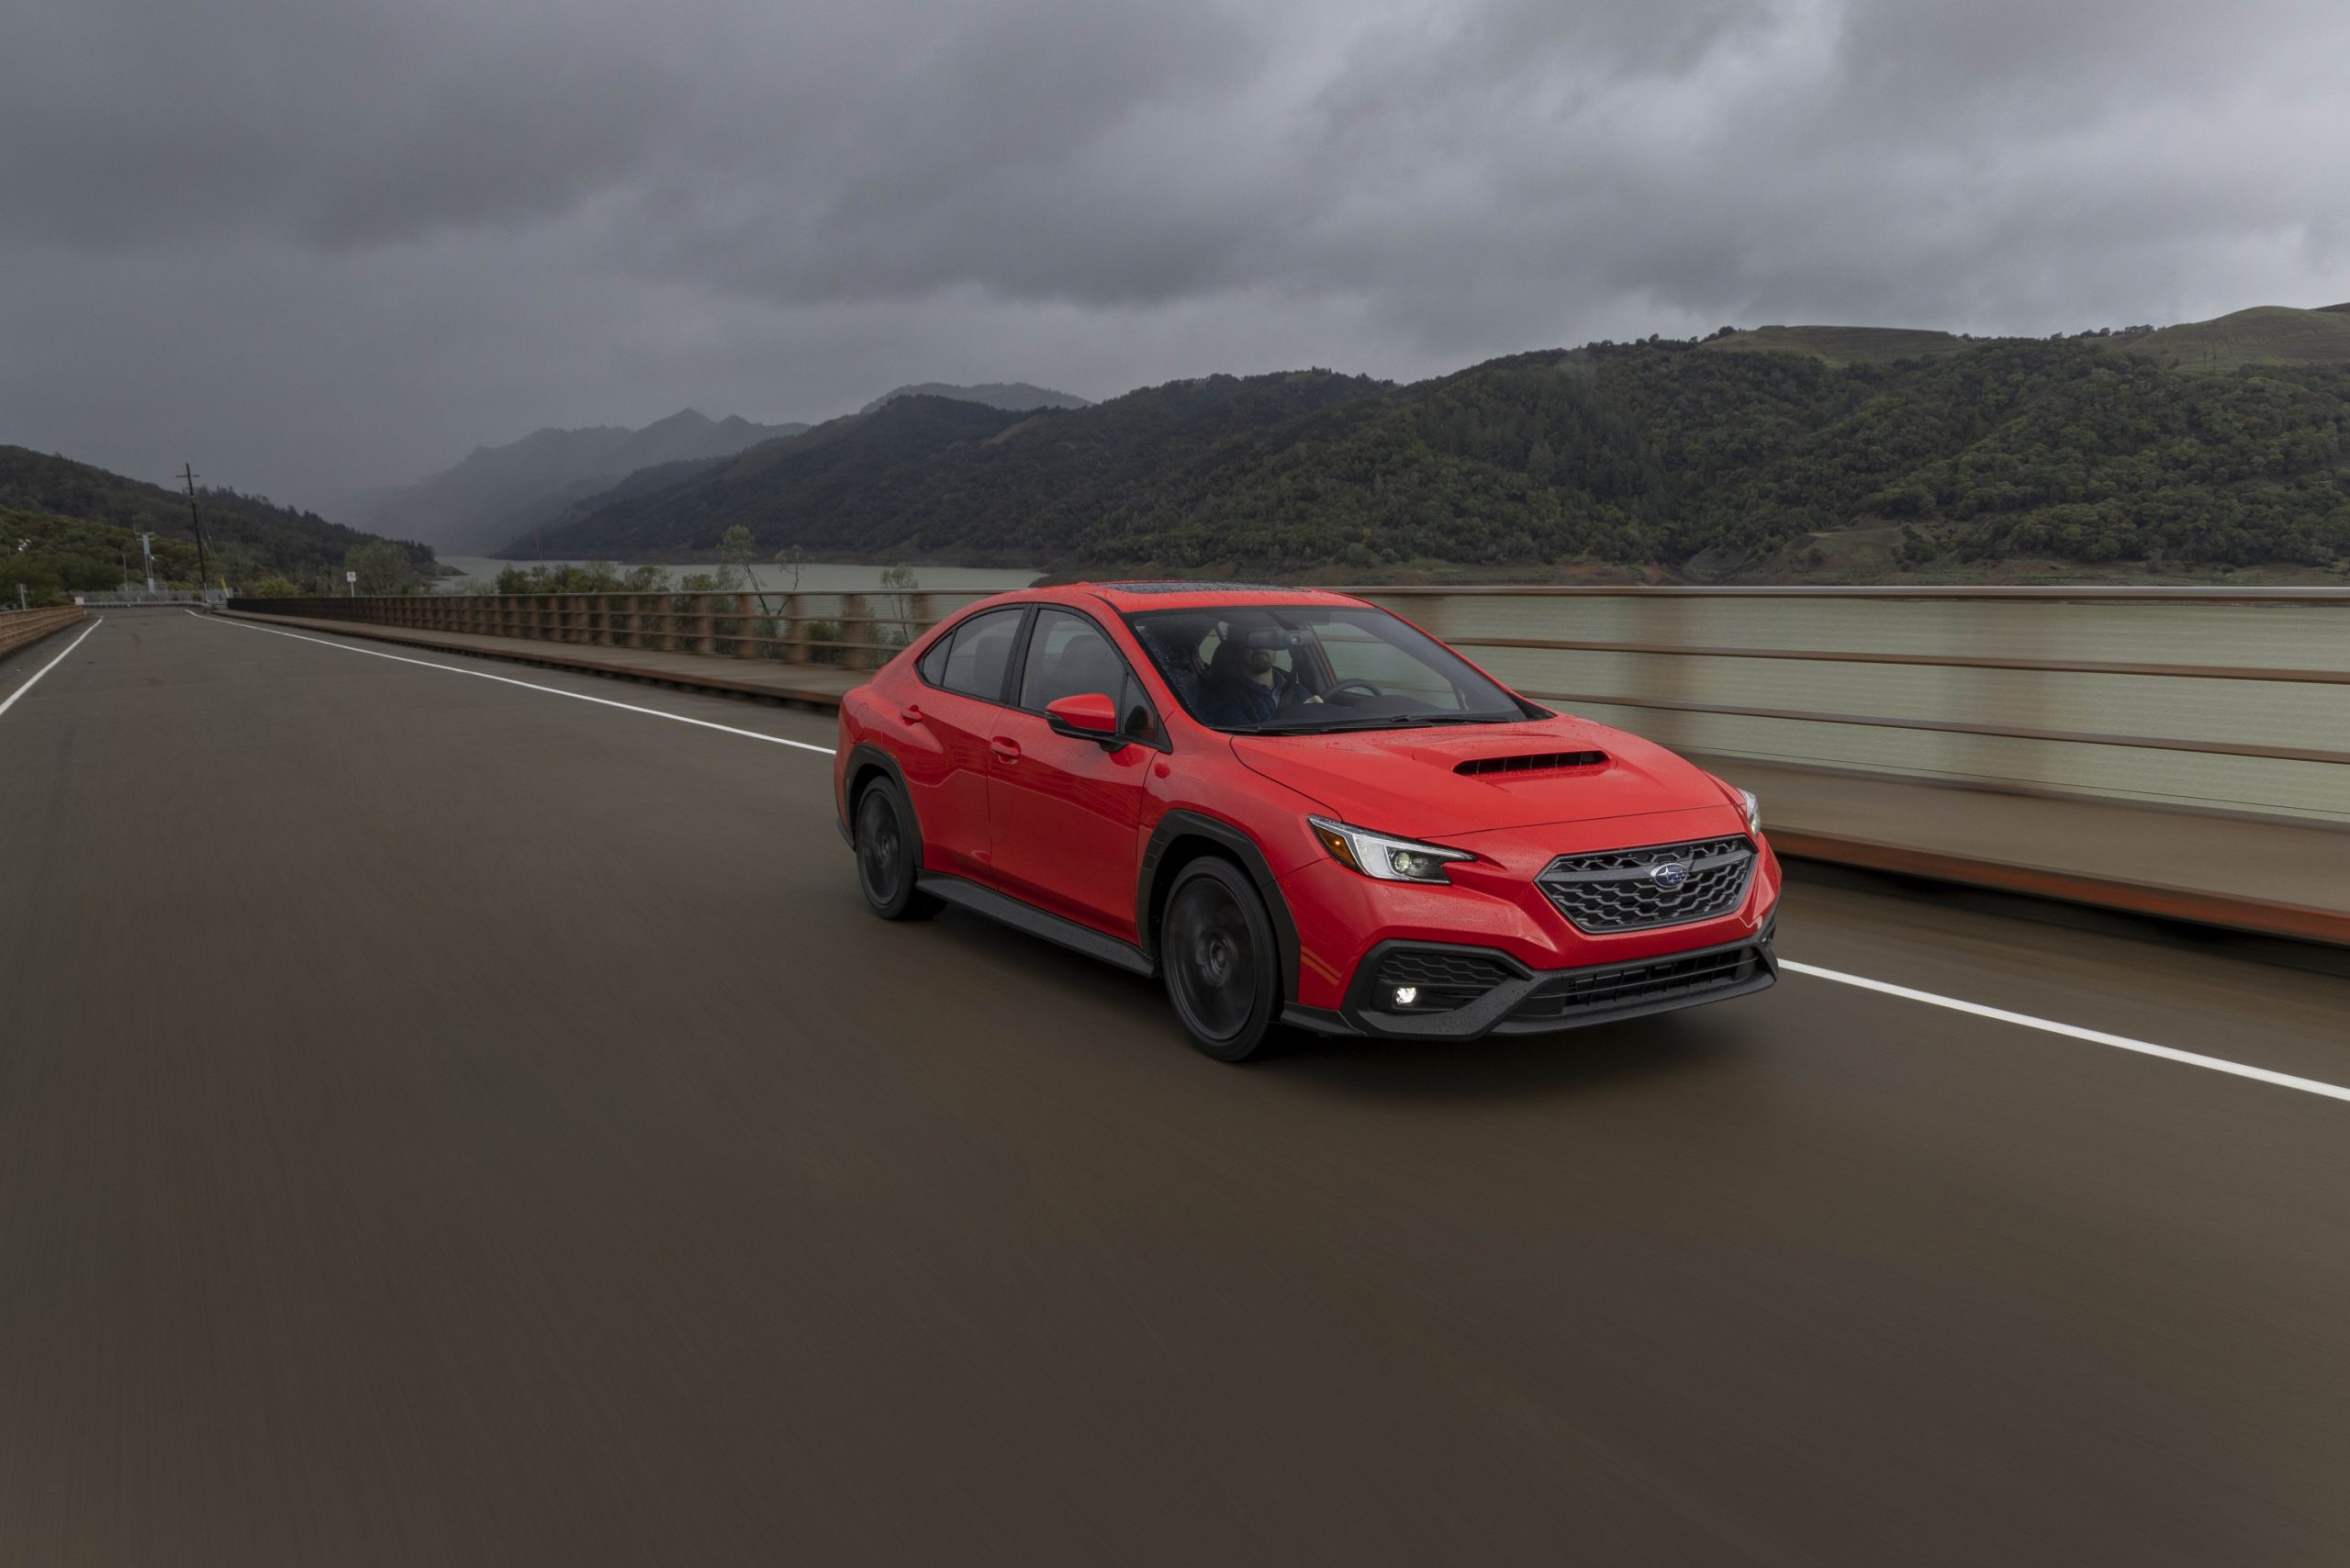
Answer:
[1075,581,1369,613]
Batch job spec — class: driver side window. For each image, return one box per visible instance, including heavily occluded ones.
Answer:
[1021,610,1158,744]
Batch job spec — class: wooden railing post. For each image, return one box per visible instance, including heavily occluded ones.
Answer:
[733,592,757,658]
[841,593,872,671]
[779,593,805,663]
[696,593,716,655]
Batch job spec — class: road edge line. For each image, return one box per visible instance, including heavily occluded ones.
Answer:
[1780,958,2350,1104]
[0,616,104,720]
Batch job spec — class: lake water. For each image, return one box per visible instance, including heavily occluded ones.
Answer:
[431,556,1040,596]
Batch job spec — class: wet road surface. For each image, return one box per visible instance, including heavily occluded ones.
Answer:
[3,610,2346,1565]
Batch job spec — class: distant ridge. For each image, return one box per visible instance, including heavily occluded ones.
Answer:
[858,382,1090,416]
[516,319,2348,583]
[358,409,808,554]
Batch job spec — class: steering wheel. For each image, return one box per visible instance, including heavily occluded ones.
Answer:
[1325,679,1383,701]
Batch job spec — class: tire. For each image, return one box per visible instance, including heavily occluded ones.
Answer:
[1160,857,1281,1062]
[853,778,942,921]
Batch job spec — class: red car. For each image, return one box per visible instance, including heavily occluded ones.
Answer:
[835,583,1779,1060]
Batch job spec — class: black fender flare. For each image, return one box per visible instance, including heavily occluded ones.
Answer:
[840,743,916,848]
[1136,811,1303,1002]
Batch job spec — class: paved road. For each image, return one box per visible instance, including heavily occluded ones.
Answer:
[5,610,2348,1567]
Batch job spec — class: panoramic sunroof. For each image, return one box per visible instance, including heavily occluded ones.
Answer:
[1106,581,1292,595]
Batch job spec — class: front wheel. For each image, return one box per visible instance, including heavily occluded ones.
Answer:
[854,778,941,921]
[1161,858,1281,1061]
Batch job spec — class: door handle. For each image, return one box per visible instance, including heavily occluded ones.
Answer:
[901,703,924,724]
[990,736,1022,763]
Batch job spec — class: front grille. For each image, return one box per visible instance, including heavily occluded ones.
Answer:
[1538,835,1755,933]
[1371,948,1514,1011]
[1507,944,1764,1022]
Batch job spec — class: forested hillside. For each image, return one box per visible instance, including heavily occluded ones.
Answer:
[0,446,435,592]
[533,373,1389,563]
[532,328,2350,580]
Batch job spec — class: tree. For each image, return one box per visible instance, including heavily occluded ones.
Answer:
[344,539,420,595]
[721,524,774,613]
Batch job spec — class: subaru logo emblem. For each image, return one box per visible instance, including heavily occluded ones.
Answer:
[1650,860,1690,890]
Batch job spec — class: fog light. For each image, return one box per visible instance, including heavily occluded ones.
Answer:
[1393,986,1419,1007]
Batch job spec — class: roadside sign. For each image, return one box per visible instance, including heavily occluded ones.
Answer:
[346,571,358,583]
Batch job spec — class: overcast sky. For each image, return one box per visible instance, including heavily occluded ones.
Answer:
[5,0,2345,511]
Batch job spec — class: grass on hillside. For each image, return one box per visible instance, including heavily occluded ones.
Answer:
[1696,324,1976,365]
[2113,306,2350,372]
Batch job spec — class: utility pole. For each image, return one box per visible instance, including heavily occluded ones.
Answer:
[178,465,213,598]
[140,532,156,593]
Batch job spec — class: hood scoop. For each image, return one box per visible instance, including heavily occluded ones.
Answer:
[1453,750,1608,778]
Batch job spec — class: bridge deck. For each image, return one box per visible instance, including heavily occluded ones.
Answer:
[213,607,2350,949]
[5,608,2350,1564]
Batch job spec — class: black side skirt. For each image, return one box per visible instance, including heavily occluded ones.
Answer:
[917,872,1156,978]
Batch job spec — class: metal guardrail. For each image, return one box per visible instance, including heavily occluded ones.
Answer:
[228,590,992,670]
[230,585,2350,824]
[0,605,85,659]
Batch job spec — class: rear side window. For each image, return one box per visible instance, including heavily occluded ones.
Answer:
[927,607,1025,701]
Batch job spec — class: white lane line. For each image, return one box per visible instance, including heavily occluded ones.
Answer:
[0,616,105,720]
[194,611,838,756]
[1781,958,2350,1105]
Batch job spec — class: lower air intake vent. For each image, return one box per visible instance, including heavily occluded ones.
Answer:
[1454,751,1607,777]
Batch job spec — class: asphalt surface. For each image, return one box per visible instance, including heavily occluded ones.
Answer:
[4,609,2348,1567]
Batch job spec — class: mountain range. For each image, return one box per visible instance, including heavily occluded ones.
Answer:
[517,304,2350,581]
[353,409,810,555]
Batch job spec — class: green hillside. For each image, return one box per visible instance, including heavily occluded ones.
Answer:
[534,334,2350,580]
[0,446,434,593]
[2,506,207,603]
[2113,306,2350,373]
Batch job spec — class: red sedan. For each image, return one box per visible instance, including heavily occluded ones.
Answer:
[835,583,1779,1060]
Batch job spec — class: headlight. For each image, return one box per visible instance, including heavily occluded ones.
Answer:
[1308,816,1471,884]
[1738,788,1761,836]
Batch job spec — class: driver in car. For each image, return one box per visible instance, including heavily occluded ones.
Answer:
[1199,637,1317,728]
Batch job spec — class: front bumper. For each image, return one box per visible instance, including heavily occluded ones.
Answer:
[1286,924,1776,1041]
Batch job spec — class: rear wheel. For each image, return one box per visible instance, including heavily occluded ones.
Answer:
[1161,858,1281,1062]
[854,778,941,921]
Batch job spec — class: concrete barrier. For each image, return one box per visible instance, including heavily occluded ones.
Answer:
[1357,587,2350,827]
[0,605,85,660]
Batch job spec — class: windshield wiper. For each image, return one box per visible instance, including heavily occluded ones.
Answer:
[1240,713,1457,736]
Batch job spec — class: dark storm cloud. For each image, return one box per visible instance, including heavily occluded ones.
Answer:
[3,0,2344,508]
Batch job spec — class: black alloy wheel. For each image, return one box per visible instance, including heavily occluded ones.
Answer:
[855,778,940,921]
[1162,857,1281,1061]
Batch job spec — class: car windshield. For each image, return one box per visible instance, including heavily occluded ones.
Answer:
[1125,603,1534,735]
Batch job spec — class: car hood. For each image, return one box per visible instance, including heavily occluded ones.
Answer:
[1229,716,1729,838]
